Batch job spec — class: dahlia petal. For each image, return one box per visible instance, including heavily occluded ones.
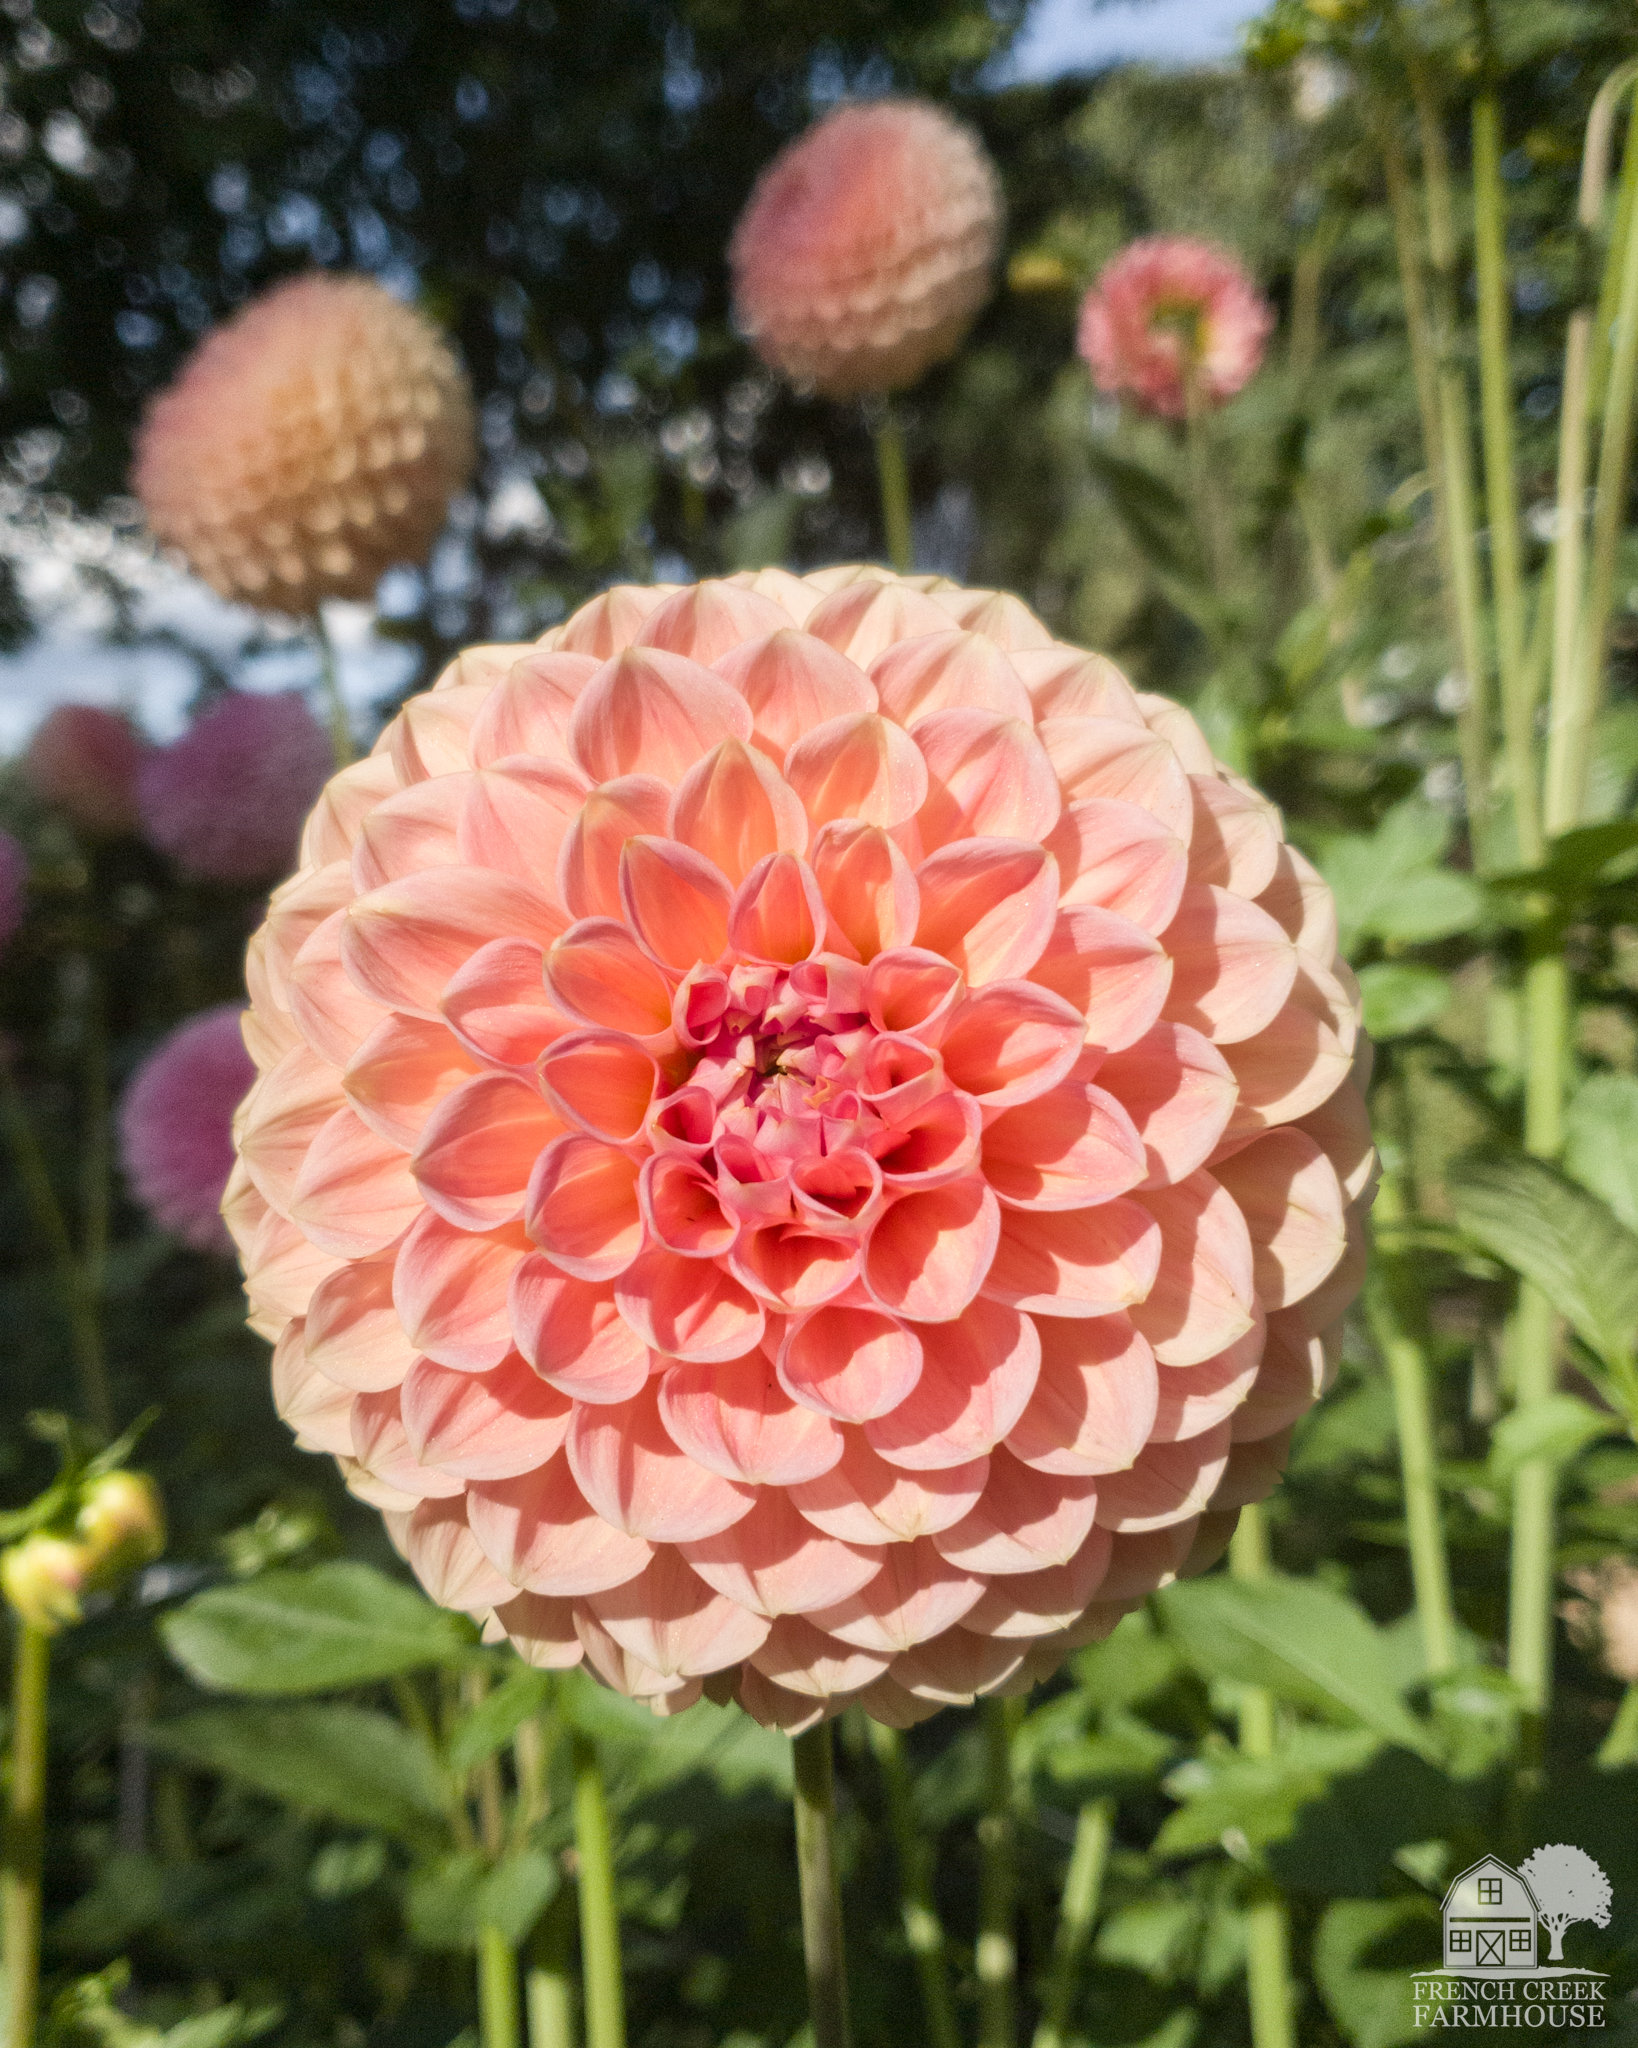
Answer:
[344,868,569,1019]
[669,738,808,885]
[981,1068,1147,1210]
[1257,842,1338,963]
[351,1387,466,1499]
[457,759,589,888]
[557,584,675,658]
[538,1031,659,1144]
[932,1446,1099,1573]
[299,755,400,867]
[352,774,468,892]
[1029,906,1172,1054]
[1161,885,1297,1046]
[569,646,752,784]
[437,938,573,1071]
[1092,1422,1232,1531]
[467,1454,654,1593]
[680,1492,880,1617]
[288,1106,423,1257]
[1210,1426,1294,1510]
[272,1319,356,1454]
[712,628,878,760]
[467,651,601,767]
[960,1527,1114,1637]
[853,1674,945,1728]
[526,1136,643,1282]
[264,862,356,1007]
[733,1665,831,1731]
[1045,798,1189,935]
[400,1351,573,1479]
[863,1178,999,1324]
[726,565,824,624]
[1097,1518,1199,1600]
[1135,694,1216,774]
[784,713,928,829]
[585,1546,772,1672]
[494,1589,585,1669]
[509,1256,651,1404]
[345,1015,485,1149]
[749,1614,893,1698]
[789,1431,989,1543]
[635,578,795,663]
[913,839,1058,984]
[933,590,1056,651]
[305,1255,418,1391]
[732,1227,860,1313]
[239,1043,348,1216]
[1128,1172,1256,1366]
[1216,954,1356,1141]
[393,1210,529,1372]
[432,645,538,696]
[727,852,827,965]
[871,630,1033,726]
[545,919,676,1039]
[286,909,391,1067]
[572,1611,700,1702]
[615,1246,766,1363]
[806,1535,984,1652]
[777,1306,923,1423]
[805,582,954,666]
[412,1073,562,1231]
[244,1202,346,1321]
[1187,775,1282,899]
[938,981,1086,1108]
[1180,1510,1240,1578]
[559,777,672,920]
[863,948,965,1039]
[1012,647,1144,724]
[1293,1210,1366,1336]
[388,685,487,784]
[566,1379,756,1540]
[1295,1082,1376,1203]
[613,836,732,972]
[403,1495,515,1611]
[640,1153,738,1259]
[912,709,1061,851]
[1037,717,1193,843]
[1004,1312,1159,1475]
[890,1628,1028,1704]
[864,1297,1040,1470]
[1233,1309,1337,1441]
[1212,1129,1347,1310]
[981,1200,1161,1317]
[858,1037,947,1126]
[1151,1307,1266,1442]
[810,821,919,960]
[1094,1023,1237,1190]
[657,1351,844,1484]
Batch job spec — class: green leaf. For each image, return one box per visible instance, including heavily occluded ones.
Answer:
[1447,1152,1638,1381]
[1313,1898,1439,2048]
[1084,442,1203,584]
[1154,1576,1437,1757]
[160,1562,472,1695]
[1369,870,1484,947]
[447,1665,551,1774]
[1317,801,1481,954]
[1565,1071,1638,1230]
[1488,818,1638,901]
[406,1848,560,1952]
[1487,1394,1622,1481]
[557,1671,792,1798]
[1356,963,1449,1039]
[1049,1708,1178,1795]
[148,1705,448,1844]
[1153,1728,1380,1859]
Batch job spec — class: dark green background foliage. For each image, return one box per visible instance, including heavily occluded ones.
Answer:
[6,0,1638,2045]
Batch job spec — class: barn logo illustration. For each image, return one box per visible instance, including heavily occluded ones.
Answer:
[1410,1847,1612,2028]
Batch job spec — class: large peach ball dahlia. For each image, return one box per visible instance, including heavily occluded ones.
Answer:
[230,568,1371,1731]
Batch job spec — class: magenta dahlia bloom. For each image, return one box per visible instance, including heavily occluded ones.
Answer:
[1079,237,1274,420]
[120,1005,256,1252]
[25,706,148,837]
[138,692,332,884]
[230,569,1369,1730]
[0,830,26,954]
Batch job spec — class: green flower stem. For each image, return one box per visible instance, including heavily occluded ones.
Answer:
[313,608,356,770]
[571,1734,625,2048]
[1231,1510,1295,2048]
[479,1925,523,2048]
[866,1721,959,2048]
[977,1696,1020,2048]
[1031,1797,1114,2048]
[871,402,914,576]
[0,1054,113,1438]
[1584,61,1638,416]
[1596,1684,1638,1768]
[2,1622,50,2048]
[1472,92,1535,863]
[526,1893,578,2048]
[792,1722,852,2048]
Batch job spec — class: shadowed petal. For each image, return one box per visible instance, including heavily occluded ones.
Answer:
[289,1106,422,1256]
[1095,1023,1237,1190]
[615,1247,766,1362]
[440,938,575,1072]
[913,840,1058,984]
[713,628,877,761]
[864,1179,999,1324]
[1212,1130,1346,1310]
[789,1431,989,1544]
[657,1350,844,1485]
[458,758,589,887]
[938,981,1087,1109]
[1004,1312,1158,1475]
[912,709,1060,851]
[467,1453,654,1594]
[526,1135,643,1282]
[467,651,600,766]
[669,737,808,884]
[400,1351,572,1480]
[393,1211,530,1372]
[1028,906,1172,1053]
[545,919,676,1039]
[871,629,1032,724]
[778,1306,923,1423]
[305,1256,417,1392]
[558,776,671,920]
[403,1495,515,1611]
[1128,1171,1256,1366]
[569,646,752,784]
[344,868,569,1019]
[1037,716,1193,842]
[620,836,732,969]
[585,1548,772,1672]
[538,1031,659,1143]
[413,1073,562,1231]
[981,1199,1161,1318]
[566,1379,756,1540]
[864,1297,1040,1470]
[1093,1424,1232,1531]
[804,1535,983,1652]
[810,821,918,960]
[680,1492,881,1617]
[981,1066,1146,1210]
[509,1256,651,1404]
[1160,885,1297,1045]
[932,1446,1099,1573]
[1046,797,1189,934]
[345,1015,484,1150]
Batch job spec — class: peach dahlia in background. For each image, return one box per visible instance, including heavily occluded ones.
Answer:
[229,567,1371,1732]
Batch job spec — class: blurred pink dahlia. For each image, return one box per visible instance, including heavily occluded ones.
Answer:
[25,705,147,837]
[1079,237,1274,420]
[730,100,1002,398]
[139,692,332,884]
[231,566,1370,1731]
[121,1004,256,1253]
[132,273,475,615]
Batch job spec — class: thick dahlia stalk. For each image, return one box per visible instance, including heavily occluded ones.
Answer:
[230,567,1370,1731]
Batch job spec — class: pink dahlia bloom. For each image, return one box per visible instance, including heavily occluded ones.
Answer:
[139,692,332,884]
[121,1004,256,1253]
[730,100,1002,398]
[0,830,26,953]
[232,567,1370,1730]
[1079,237,1274,420]
[25,705,147,837]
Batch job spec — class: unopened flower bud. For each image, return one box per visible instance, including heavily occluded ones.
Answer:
[1,1535,93,1634]
[77,1471,166,1577]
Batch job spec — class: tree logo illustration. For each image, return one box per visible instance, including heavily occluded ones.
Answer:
[1518,1845,1614,1962]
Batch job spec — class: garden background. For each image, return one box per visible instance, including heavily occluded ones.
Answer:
[4,1,1638,2046]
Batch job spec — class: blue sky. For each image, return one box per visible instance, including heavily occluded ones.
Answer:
[998,0,1263,79]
